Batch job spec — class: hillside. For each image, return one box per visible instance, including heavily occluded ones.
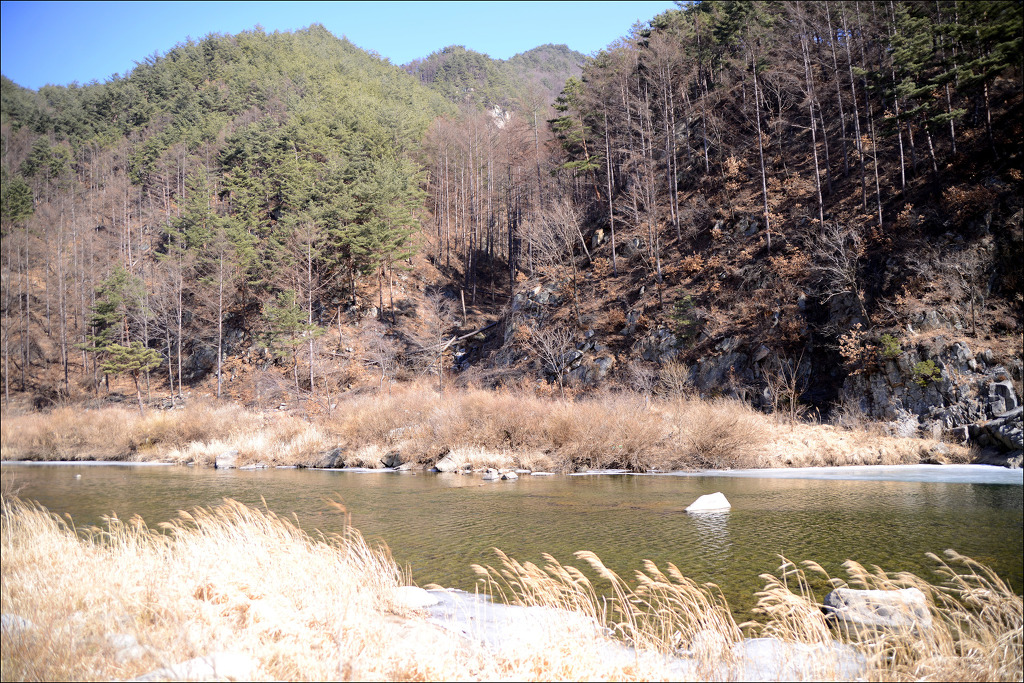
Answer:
[1,5,1021,465]
[403,43,586,109]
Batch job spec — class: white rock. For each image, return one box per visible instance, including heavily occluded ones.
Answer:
[685,492,731,513]
[824,587,932,632]
[108,632,147,663]
[434,454,460,473]
[1,614,34,635]
[394,586,440,609]
[733,637,865,681]
[501,471,519,480]
[482,468,501,481]
[134,652,256,681]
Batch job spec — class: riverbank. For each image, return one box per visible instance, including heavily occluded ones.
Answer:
[0,387,978,472]
[2,497,1020,681]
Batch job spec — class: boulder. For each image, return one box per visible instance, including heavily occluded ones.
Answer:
[214,450,238,470]
[823,587,932,633]
[482,468,501,481]
[380,450,403,468]
[310,448,344,468]
[501,471,519,481]
[685,492,731,513]
[433,454,460,473]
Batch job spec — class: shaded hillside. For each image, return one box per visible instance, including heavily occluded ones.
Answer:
[450,0,1022,453]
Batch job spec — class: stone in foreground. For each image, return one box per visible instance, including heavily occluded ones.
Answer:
[134,652,257,681]
[685,492,731,513]
[824,587,932,632]
[393,585,440,609]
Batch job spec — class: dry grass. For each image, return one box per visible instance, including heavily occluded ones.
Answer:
[474,544,1022,682]
[662,397,767,470]
[2,497,1019,681]
[1,385,973,472]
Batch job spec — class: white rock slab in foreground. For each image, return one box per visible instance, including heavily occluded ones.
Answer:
[686,492,731,513]
[134,652,256,681]
[824,587,932,632]
[394,585,440,609]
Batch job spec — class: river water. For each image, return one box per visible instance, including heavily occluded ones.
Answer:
[3,463,1021,618]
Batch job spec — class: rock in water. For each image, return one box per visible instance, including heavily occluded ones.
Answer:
[824,587,932,633]
[433,454,460,472]
[501,471,519,480]
[685,492,731,513]
[214,449,238,469]
[482,468,500,481]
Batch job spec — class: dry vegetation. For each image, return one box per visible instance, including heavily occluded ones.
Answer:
[2,497,1019,681]
[1,385,971,472]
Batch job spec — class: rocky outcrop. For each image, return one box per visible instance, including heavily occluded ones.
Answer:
[840,338,1023,463]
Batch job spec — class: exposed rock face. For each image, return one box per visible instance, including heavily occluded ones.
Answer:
[840,338,1023,462]
[824,587,932,633]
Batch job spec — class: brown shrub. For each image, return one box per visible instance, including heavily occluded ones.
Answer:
[664,398,766,470]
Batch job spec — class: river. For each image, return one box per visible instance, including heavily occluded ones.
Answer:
[3,462,1021,618]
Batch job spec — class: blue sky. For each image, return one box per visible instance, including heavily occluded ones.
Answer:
[1,1,680,90]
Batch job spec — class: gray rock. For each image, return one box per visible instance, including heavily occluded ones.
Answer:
[380,450,403,468]
[482,468,501,481]
[310,448,345,468]
[500,471,519,480]
[824,587,932,633]
[214,450,238,470]
[433,454,460,473]
[989,378,1020,412]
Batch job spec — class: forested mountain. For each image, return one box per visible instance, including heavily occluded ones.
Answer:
[1,24,455,404]
[531,0,1022,419]
[2,3,1022,448]
[403,43,586,108]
